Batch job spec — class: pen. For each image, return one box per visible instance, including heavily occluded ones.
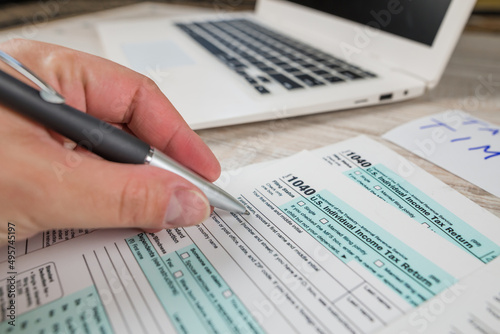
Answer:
[0,51,248,214]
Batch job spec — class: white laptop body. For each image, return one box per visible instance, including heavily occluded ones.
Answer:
[97,0,475,130]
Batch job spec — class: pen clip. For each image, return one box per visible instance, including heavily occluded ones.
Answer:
[0,50,65,104]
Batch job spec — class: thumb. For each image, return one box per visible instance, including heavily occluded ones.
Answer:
[42,156,211,231]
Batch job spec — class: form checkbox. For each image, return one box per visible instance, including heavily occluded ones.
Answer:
[223,290,233,298]
[180,252,190,259]
[422,223,430,228]
[174,270,183,278]
[297,201,305,206]
[320,218,328,224]
[374,260,384,268]
[374,185,382,190]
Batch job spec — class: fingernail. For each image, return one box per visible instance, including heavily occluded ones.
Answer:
[163,188,210,228]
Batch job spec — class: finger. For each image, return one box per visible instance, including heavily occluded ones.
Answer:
[0,39,221,182]
[82,66,221,182]
[32,151,211,232]
[58,47,220,182]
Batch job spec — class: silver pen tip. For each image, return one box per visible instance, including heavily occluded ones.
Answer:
[244,210,250,215]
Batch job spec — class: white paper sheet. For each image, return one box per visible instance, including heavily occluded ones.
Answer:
[1,139,497,333]
[383,110,500,197]
[376,256,500,334]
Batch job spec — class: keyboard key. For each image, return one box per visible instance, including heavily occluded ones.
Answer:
[275,61,289,68]
[309,55,327,62]
[338,70,363,80]
[325,63,343,70]
[260,52,272,59]
[269,74,303,90]
[241,54,257,62]
[287,55,303,62]
[324,76,344,83]
[254,85,270,94]
[295,74,324,87]
[258,76,271,83]
[190,34,226,57]
[252,61,267,68]
[265,56,281,63]
[294,59,308,66]
[235,69,247,76]
[244,76,258,85]
[260,67,276,73]
[301,63,317,69]
[227,60,247,69]
[283,66,300,73]
[313,69,330,76]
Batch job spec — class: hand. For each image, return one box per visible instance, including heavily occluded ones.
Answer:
[0,39,221,245]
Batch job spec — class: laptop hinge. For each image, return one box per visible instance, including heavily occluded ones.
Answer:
[365,53,434,90]
[390,67,436,90]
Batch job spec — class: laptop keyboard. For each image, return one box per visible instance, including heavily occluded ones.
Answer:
[176,19,377,95]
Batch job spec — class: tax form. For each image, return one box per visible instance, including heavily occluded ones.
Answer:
[1,137,498,333]
[313,136,500,264]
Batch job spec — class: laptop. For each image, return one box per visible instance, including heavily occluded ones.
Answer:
[96,0,476,130]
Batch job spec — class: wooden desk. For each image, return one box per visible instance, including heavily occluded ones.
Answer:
[1,2,499,219]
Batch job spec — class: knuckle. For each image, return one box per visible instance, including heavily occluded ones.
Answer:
[45,47,74,65]
[140,75,163,95]
[142,76,156,87]
[118,173,165,227]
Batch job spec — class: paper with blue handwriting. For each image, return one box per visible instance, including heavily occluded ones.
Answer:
[0,147,490,334]
[382,110,500,197]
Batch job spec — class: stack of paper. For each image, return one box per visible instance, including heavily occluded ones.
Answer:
[1,136,499,333]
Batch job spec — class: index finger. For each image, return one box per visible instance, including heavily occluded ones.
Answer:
[90,63,222,178]
[6,40,221,181]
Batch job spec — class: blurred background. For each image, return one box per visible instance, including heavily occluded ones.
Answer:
[470,0,500,31]
[0,0,499,32]
[476,0,500,12]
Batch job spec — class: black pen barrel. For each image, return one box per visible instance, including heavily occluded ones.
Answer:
[0,70,150,164]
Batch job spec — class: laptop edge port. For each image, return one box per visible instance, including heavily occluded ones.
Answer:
[379,93,393,101]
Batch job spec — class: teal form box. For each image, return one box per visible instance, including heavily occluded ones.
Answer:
[280,190,457,307]
[126,233,263,334]
[0,285,112,333]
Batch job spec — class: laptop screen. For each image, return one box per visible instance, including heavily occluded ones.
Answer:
[286,0,452,46]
